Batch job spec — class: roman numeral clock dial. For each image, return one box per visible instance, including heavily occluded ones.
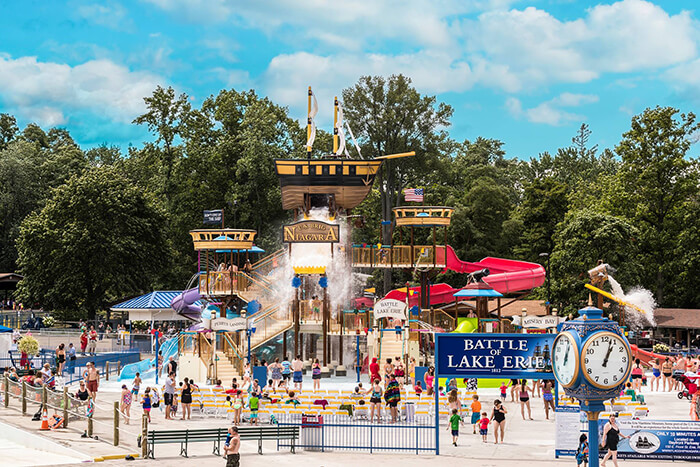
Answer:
[581,331,632,389]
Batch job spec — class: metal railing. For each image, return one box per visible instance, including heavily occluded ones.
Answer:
[251,249,286,277]
[276,413,436,454]
[352,245,446,268]
[249,306,293,350]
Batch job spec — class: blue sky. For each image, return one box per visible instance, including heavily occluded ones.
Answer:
[0,0,698,159]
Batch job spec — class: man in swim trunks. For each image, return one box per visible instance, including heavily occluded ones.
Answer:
[86,362,100,400]
[292,355,303,391]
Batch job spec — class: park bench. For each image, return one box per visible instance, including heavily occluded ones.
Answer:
[145,425,299,458]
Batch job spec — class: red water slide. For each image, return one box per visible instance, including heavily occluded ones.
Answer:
[630,344,667,366]
[440,245,546,294]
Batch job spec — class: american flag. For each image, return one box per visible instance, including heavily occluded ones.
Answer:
[403,188,424,202]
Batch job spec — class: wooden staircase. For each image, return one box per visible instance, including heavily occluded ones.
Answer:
[379,331,405,363]
[215,351,241,383]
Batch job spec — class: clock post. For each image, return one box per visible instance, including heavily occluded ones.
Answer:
[551,306,633,467]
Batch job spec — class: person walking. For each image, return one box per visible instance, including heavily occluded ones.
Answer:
[163,372,176,420]
[602,414,628,467]
[662,357,674,392]
[369,357,380,384]
[292,356,303,391]
[519,379,533,420]
[576,434,589,466]
[88,326,98,356]
[142,388,152,423]
[384,374,401,423]
[650,358,661,392]
[447,389,462,418]
[541,379,555,420]
[86,362,100,401]
[478,411,490,443]
[447,408,464,446]
[470,394,481,433]
[79,330,88,356]
[281,355,291,388]
[383,358,394,384]
[630,359,644,392]
[66,343,76,374]
[225,426,241,467]
[367,379,383,423]
[132,372,142,398]
[312,359,322,392]
[491,399,507,444]
[120,384,132,425]
[55,343,66,375]
[270,358,283,388]
[180,377,192,420]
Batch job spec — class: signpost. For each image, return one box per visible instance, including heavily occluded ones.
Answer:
[210,317,247,332]
[434,333,555,455]
[282,220,340,243]
[372,298,408,322]
[203,209,224,227]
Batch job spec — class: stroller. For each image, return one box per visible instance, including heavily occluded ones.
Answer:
[675,373,699,400]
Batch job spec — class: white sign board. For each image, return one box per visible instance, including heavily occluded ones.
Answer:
[373,299,407,322]
[211,317,247,332]
[512,315,561,329]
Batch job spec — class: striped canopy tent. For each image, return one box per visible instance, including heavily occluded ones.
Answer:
[111,291,204,322]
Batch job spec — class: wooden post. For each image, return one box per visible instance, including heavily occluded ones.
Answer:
[106,361,110,381]
[87,397,93,437]
[42,385,47,407]
[21,381,26,414]
[113,401,119,446]
[142,413,149,459]
[63,387,69,428]
[4,375,8,408]
[118,361,121,375]
[497,297,502,333]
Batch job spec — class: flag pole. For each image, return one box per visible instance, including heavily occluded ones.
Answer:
[307,86,312,159]
[333,96,339,154]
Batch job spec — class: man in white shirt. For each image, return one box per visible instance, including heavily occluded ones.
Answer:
[164,372,176,420]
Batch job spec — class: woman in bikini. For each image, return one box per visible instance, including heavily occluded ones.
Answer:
[383,358,394,384]
[541,379,555,420]
[366,379,383,423]
[650,358,661,392]
[662,357,674,392]
[519,379,533,420]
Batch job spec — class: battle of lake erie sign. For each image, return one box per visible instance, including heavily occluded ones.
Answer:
[436,333,555,379]
[283,220,340,243]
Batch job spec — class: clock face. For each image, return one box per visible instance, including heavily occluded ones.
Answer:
[581,331,632,389]
[552,332,579,387]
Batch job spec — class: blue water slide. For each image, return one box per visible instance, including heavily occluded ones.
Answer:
[118,337,179,381]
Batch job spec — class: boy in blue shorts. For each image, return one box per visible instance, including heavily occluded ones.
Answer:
[249,392,259,425]
[447,408,464,446]
[479,412,490,442]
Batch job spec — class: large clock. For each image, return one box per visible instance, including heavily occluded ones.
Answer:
[552,331,579,388]
[581,331,632,389]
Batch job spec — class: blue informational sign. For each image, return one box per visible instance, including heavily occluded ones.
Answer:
[597,419,700,461]
[435,333,555,379]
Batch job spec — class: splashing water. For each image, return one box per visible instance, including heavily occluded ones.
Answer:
[608,275,656,329]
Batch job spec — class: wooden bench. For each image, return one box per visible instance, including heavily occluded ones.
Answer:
[146,425,299,458]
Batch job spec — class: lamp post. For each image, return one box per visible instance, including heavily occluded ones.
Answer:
[539,252,551,313]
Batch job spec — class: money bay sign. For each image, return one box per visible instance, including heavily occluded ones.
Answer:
[283,220,340,243]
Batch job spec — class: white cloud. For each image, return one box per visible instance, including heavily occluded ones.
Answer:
[506,93,598,126]
[76,2,133,31]
[0,54,162,127]
[664,59,700,102]
[461,0,697,90]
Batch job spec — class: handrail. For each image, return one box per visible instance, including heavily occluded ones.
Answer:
[221,332,244,375]
[251,249,285,273]
[433,309,456,331]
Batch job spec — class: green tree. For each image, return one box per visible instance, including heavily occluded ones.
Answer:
[514,177,569,262]
[16,167,168,319]
[606,107,700,305]
[550,209,641,315]
[0,114,19,150]
[133,86,191,203]
[342,75,453,292]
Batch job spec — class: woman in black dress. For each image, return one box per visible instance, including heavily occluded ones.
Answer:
[491,399,508,444]
[602,414,628,467]
[180,377,193,420]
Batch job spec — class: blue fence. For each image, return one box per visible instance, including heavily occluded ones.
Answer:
[63,351,141,384]
[276,414,436,454]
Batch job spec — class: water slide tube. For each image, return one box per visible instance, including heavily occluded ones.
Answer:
[118,337,179,381]
[441,245,546,294]
[451,317,478,333]
[629,344,669,367]
[171,287,203,321]
[384,283,460,307]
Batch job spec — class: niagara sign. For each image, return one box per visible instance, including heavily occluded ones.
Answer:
[435,333,555,379]
[283,220,340,243]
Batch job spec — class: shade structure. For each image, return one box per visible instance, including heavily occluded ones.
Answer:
[454,282,503,298]
[215,245,265,253]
